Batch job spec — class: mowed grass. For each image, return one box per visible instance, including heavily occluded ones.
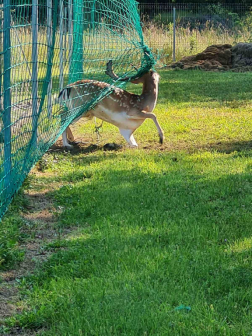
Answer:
[1,70,252,335]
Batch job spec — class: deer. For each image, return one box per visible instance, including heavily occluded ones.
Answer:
[59,60,164,149]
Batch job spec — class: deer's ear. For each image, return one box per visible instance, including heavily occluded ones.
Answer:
[131,77,141,84]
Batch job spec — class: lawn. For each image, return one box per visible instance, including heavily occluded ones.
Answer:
[1,69,252,335]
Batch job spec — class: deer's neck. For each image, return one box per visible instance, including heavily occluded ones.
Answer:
[140,78,159,112]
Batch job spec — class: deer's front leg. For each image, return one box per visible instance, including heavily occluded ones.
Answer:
[134,111,164,144]
[119,128,138,147]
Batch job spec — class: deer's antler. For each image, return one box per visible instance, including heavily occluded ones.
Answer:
[105,60,131,82]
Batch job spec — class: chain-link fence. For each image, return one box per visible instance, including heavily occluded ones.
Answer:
[139,3,252,64]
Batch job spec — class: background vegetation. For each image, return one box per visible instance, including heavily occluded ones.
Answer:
[140,3,252,64]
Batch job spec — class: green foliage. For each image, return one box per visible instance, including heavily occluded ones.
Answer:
[142,5,252,65]
[189,35,197,52]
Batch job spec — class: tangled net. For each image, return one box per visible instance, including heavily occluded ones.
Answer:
[0,0,155,220]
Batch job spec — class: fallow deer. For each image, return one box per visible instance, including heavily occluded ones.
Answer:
[59,60,163,148]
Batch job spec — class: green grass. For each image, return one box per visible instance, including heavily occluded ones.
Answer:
[1,69,252,335]
[0,190,28,270]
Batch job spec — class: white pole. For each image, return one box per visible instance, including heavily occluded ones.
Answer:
[47,0,52,118]
[32,0,38,143]
[59,0,64,91]
[173,7,176,62]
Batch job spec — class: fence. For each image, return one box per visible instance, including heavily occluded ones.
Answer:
[0,0,155,221]
[139,3,252,64]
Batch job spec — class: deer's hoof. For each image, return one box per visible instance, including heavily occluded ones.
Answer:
[64,144,74,150]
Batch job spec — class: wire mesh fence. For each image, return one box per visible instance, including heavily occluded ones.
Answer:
[0,0,155,221]
[139,3,252,64]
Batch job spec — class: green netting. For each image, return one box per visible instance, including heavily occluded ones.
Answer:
[0,0,155,221]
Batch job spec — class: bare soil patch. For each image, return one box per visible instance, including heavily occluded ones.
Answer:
[0,177,67,331]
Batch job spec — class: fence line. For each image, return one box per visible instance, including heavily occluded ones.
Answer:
[173,7,176,62]
[3,0,11,193]
[31,0,38,145]
[47,0,52,118]
[139,3,252,63]
[0,0,155,221]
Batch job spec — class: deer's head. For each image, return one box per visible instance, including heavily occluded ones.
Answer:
[105,60,159,86]
[131,71,160,85]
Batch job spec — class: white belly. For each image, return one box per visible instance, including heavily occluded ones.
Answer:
[93,106,143,130]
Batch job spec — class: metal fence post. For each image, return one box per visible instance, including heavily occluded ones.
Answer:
[3,0,11,191]
[47,0,52,118]
[173,7,176,62]
[64,6,67,64]
[0,6,3,113]
[69,0,84,83]
[59,0,64,91]
[32,0,38,143]
[91,0,96,31]
[68,0,73,70]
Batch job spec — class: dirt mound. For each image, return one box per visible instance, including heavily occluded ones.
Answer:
[232,43,252,69]
[169,43,252,71]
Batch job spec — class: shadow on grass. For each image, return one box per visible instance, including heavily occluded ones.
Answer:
[197,139,252,155]
[49,138,252,159]
[49,141,123,156]
[12,151,252,334]
[49,143,101,156]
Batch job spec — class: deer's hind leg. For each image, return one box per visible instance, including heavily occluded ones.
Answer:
[62,128,74,149]
[66,126,75,142]
[63,126,75,149]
